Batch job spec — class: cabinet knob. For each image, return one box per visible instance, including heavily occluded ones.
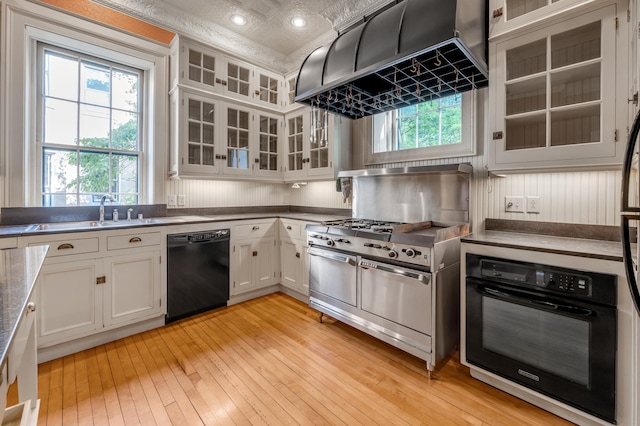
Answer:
[252,226,260,230]
[286,226,292,230]
[57,243,74,250]
[295,252,301,258]
[26,302,36,314]
[252,251,258,257]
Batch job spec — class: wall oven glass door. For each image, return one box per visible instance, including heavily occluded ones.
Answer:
[466,278,616,423]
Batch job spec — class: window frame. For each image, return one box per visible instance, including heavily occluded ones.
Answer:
[1,1,168,207]
[366,90,477,165]
[37,43,144,206]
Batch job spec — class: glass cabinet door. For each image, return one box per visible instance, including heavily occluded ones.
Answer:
[490,4,620,171]
[258,73,279,105]
[309,108,330,172]
[227,62,251,97]
[257,114,279,172]
[180,91,220,174]
[503,21,601,151]
[226,107,250,171]
[287,114,304,173]
[188,48,216,87]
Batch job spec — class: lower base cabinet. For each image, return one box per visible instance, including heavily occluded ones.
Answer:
[24,230,163,348]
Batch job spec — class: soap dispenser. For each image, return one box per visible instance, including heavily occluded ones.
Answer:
[113,209,119,222]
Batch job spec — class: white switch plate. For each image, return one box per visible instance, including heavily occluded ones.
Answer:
[526,196,541,213]
[168,195,177,207]
[177,194,186,206]
[505,196,524,213]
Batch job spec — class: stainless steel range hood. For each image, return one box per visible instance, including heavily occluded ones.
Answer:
[295,0,488,120]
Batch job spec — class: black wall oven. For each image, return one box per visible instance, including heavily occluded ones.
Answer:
[465,253,617,424]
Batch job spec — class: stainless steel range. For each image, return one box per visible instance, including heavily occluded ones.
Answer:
[306,164,471,373]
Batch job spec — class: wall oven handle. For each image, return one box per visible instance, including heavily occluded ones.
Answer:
[359,260,429,284]
[307,247,356,266]
[480,286,593,317]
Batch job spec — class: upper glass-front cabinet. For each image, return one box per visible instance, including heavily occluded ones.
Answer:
[489,0,596,38]
[489,3,625,171]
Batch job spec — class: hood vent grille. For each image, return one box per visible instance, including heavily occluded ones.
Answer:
[295,0,488,119]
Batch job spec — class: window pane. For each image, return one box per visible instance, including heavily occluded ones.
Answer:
[81,61,110,107]
[111,111,138,150]
[79,104,110,148]
[112,153,138,203]
[112,69,138,111]
[78,151,110,194]
[43,98,78,145]
[42,148,78,206]
[44,51,78,101]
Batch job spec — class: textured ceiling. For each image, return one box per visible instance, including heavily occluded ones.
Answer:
[91,0,393,74]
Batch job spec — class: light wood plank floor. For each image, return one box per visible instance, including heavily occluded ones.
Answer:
[10,292,572,425]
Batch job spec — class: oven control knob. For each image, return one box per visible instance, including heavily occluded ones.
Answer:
[405,248,416,258]
[326,239,335,247]
[388,250,398,259]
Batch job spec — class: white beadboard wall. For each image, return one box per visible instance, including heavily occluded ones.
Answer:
[165,179,347,210]
[370,156,623,229]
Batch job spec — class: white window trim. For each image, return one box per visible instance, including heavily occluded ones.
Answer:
[1,0,169,207]
[365,90,477,165]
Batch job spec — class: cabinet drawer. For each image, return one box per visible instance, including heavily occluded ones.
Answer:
[233,220,276,239]
[30,237,99,257]
[107,232,161,250]
[280,220,302,239]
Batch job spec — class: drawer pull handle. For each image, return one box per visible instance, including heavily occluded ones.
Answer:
[96,276,106,285]
[286,226,292,230]
[26,302,36,314]
[57,243,74,250]
[252,251,258,257]
[252,226,260,230]
[129,237,142,243]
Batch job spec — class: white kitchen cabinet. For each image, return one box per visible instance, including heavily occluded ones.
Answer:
[231,220,278,295]
[283,108,336,181]
[279,219,310,296]
[23,229,163,348]
[171,38,224,95]
[489,0,599,39]
[488,2,626,171]
[169,93,283,180]
[104,232,162,327]
[170,88,223,176]
[282,72,302,112]
[254,68,282,109]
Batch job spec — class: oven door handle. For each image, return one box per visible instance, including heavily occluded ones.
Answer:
[307,247,356,266]
[480,286,594,317]
[359,260,429,285]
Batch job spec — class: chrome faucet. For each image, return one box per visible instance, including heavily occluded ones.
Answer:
[99,194,113,223]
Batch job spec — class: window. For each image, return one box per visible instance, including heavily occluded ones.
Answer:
[38,44,142,206]
[368,91,476,164]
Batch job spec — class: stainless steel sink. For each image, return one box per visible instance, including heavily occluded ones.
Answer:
[25,218,166,233]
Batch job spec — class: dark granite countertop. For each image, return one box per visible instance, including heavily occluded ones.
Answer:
[0,212,349,237]
[462,219,626,262]
[0,245,48,368]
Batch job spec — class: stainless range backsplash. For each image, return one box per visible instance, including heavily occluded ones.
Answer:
[343,164,471,224]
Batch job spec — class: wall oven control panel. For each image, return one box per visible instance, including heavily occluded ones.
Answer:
[478,259,591,297]
[467,254,617,306]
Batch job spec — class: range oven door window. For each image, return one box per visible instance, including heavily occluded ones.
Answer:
[466,279,616,423]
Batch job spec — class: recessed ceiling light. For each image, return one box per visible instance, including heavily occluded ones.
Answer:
[231,15,247,26]
[291,17,306,28]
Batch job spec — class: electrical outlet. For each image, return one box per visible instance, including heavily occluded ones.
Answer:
[505,196,524,213]
[168,195,177,207]
[527,196,541,213]
[177,194,186,206]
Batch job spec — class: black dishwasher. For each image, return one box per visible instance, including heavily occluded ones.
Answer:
[166,229,230,323]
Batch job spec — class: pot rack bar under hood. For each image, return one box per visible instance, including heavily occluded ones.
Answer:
[295,0,488,120]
